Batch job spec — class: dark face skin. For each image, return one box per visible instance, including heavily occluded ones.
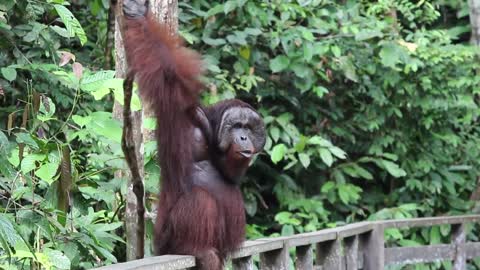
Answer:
[216,107,266,183]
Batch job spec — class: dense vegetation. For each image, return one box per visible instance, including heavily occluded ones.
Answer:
[1,0,479,269]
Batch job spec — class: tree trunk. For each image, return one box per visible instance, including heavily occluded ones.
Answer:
[469,0,480,45]
[104,0,116,70]
[113,0,145,261]
[113,0,178,261]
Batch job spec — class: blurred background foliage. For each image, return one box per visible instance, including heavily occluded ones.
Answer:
[0,0,479,269]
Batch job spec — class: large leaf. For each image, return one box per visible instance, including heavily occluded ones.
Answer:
[269,55,290,73]
[271,144,288,164]
[54,5,87,45]
[381,160,407,178]
[319,148,333,167]
[1,67,16,81]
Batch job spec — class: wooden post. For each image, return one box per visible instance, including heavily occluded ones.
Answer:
[232,256,254,270]
[361,224,384,270]
[295,244,313,270]
[344,235,359,270]
[452,224,466,270]
[260,246,289,270]
[316,239,342,270]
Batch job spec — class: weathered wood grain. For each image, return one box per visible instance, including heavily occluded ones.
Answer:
[381,215,480,229]
[90,215,480,270]
[232,256,254,270]
[361,224,384,270]
[232,239,284,259]
[385,244,456,265]
[452,224,466,270]
[316,239,343,270]
[344,235,359,270]
[259,245,289,270]
[295,244,314,270]
[93,255,196,270]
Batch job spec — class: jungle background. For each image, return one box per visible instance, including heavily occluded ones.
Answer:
[1,0,480,269]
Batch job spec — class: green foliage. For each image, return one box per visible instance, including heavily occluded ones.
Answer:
[180,0,480,252]
[0,0,136,268]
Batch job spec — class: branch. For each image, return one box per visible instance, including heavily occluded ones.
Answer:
[104,0,117,70]
[121,72,145,259]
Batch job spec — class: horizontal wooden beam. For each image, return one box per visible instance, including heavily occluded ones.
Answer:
[90,215,480,270]
[466,242,480,259]
[381,215,480,229]
[232,239,284,259]
[286,228,337,247]
[93,255,196,270]
[337,222,374,238]
[385,244,455,265]
[385,242,480,266]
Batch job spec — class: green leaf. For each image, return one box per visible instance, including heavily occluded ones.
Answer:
[93,246,117,263]
[308,136,332,147]
[95,222,123,232]
[338,56,358,82]
[379,43,401,68]
[50,25,70,38]
[271,144,288,164]
[354,165,373,180]
[239,46,251,60]
[202,37,226,46]
[269,127,280,142]
[430,226,441,244]
[244,28,262,36]
[0,214,21,247]
[321,181,335,193]
[72,115,92,127]
[303,42,314,61]
[15,133,38,150]
[226,32,247,45]
[269,55,290,73]
[385,228,403,240]
[355,29,383,41]
[7,149,20,167]
[291,63,311,78]
[81,70,115,86]
[337,184,349,204]
[298,153,310,168]
[54,4,87,45]
[381,160,407,178]
[1,67,16,81]
[88,112,122,143]
[37,96,57,122]
[281,225,294,236]
[143,117,157,130]
[205,4,224,17]
[300,28,314,41]
[329,146,347,159]
[331,45,341,57]
[319,148,333,167]
[224,1,237,14]
[35,162,59,185]
[45,249,71,270]
[313,86,329,97]
[274,211,292,224]
[20,154,45,174]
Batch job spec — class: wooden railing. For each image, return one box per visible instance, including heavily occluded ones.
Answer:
[94,215,480,270]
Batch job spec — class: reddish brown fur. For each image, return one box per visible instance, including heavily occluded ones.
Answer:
[123,15,248,270]
[124,16,204,196]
